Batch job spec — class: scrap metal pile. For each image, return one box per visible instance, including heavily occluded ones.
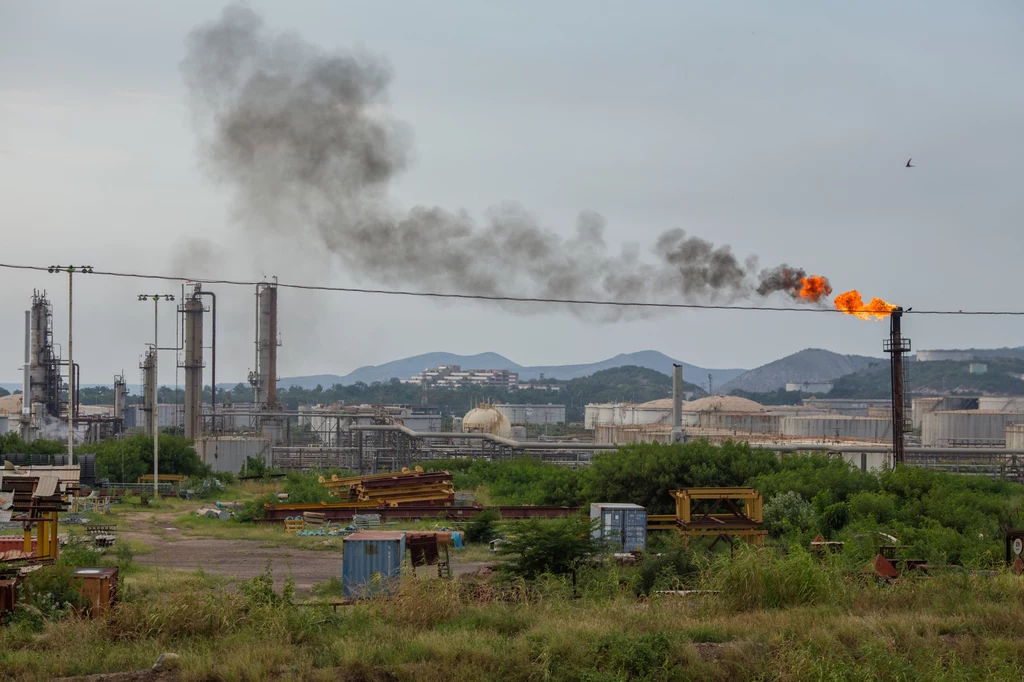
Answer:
[319,467,454,507]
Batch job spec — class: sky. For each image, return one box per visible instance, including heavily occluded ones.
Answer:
[1,1,1023,387]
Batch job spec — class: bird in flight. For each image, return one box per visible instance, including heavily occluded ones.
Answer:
[906,158,914,168]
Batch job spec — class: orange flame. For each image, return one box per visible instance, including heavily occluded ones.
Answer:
[834,290,897,320]
[797,275,833,303]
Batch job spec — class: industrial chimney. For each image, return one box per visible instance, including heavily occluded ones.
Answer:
[180,285,205,440]
[671,363,686,443]
[252,281,279,410]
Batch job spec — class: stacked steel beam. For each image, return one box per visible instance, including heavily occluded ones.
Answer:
[319,468,454,507]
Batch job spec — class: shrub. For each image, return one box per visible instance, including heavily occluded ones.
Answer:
[464,509,500,544]
[497,515,604,581]
[818,503,851,539]
[763,490,816,537]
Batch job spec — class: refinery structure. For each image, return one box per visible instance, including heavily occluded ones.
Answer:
[4,283,1024,482]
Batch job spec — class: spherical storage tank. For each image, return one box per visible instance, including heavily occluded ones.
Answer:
[462,404,512,438]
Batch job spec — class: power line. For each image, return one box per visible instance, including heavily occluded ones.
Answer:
[0,261,1021,316]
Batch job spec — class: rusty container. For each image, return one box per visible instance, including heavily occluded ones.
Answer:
[72,567,119,617]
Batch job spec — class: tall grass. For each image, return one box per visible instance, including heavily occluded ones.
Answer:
[5,556,1024,681]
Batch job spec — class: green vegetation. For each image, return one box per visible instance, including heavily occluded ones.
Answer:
[424,441,1024,567]
[496,516,603,581]
[5,558,1024,680]
[77,433,208,482]
[0,433,66,457]
[831,357,1024,397]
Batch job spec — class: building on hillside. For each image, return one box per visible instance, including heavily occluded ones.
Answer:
[785,381,834,394]
[916,350,974,362]
[405,365,519,389]
[494,403,566,425]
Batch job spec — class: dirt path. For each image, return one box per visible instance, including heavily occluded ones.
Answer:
[121,511,491,591]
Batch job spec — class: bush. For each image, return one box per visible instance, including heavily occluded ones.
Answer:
[818,503,851,539]
[497,516,604,581]
[631,543,700,596]
[763,490,815,537]
[464,509,500,544]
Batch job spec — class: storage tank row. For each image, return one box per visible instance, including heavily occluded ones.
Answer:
[921,411,1022,447]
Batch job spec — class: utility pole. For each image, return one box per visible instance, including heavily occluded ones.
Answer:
[48,266,92,464]
[708,374,713,396]
[139,294,174,499]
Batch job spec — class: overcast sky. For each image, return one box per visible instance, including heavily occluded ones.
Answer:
[2,1,1023,387]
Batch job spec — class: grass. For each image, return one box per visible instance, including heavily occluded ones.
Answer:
[5,554,1024,681]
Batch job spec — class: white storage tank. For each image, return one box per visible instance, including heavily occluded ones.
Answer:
[921,411,1018,446]
[590,503,647,552]
[698,412,780,434]
[1006,423,1024,449]
[780,415,892,441]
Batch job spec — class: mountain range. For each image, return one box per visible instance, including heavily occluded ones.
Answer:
[719,348,883,394]
[277,350,748,390]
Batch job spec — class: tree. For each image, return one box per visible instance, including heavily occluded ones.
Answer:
[82,434,207,482]
[497,515,604,581]
[0,387,9,398]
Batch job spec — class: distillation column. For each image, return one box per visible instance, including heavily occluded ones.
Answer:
[140,349,156,437]
[181,289,205,440]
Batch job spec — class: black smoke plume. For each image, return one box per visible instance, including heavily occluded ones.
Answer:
[181,5,824,318]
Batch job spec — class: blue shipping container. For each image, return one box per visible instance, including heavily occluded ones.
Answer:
[342,531,406,597]
[590,503,647,552]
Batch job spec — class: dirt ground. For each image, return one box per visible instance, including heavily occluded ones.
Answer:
[122,511,491,591]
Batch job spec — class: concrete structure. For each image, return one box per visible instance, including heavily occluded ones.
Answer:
[969,363,988,375]
[779,415,893,441]
[0,414,8,434]
[494,403,565,426]
[785,382,834,394]
[462,404,512,438]
[916,350,974,362]
[195,436,271,474]
[921,411,1020,447]
[181,290,204,440]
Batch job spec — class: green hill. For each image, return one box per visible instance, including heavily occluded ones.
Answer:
[830,358,1024,398]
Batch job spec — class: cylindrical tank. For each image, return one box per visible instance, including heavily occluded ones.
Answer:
[1006,423,1024,449]
[780,415,892,441]
[462,404,512,438]
[921,411,1019,446]
[699,412,780,434]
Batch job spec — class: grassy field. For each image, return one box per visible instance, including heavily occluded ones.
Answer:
[3,554,1024,681]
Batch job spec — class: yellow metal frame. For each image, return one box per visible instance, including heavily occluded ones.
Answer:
[670,488,763,524]
[648,487,766,547]
[23,511,60,562]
